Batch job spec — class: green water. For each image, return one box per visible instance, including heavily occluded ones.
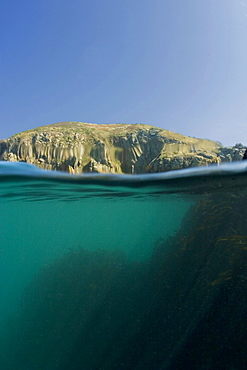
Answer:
[0,193,191,325]
[0,163,246,369]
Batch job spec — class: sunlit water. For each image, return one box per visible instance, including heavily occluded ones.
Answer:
[0,162,246,369]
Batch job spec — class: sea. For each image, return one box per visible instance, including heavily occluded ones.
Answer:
[0,161,246,369]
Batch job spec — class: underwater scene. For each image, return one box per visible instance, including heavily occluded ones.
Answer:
[0,162,246,370]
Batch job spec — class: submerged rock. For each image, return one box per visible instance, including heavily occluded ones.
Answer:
[0,122,244,173]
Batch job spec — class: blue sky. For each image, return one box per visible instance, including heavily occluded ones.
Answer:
[1,0,247,146]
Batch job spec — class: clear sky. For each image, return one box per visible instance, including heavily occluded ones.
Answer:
[1,0,247,146]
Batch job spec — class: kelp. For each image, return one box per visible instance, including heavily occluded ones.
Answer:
[1,191,247,369]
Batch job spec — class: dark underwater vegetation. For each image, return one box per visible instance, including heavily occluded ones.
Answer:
[1,189,247,369]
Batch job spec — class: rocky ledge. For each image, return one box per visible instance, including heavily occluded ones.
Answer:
[0,122,245,174]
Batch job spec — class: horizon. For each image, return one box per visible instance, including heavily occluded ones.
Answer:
[1,1,247,146]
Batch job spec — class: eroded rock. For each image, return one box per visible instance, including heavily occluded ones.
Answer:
[0,122,245,174]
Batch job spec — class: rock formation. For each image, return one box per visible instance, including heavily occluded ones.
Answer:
[0,122,245,174]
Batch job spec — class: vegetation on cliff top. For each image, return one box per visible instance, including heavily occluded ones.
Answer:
[10,121,221,147]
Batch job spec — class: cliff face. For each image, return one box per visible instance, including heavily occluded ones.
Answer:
[0,122,245,174]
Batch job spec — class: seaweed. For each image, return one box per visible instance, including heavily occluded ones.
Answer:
[1,190,247,369]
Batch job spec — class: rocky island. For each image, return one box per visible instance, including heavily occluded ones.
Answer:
[0,122,244,174]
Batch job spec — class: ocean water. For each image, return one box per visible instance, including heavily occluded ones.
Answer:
[0,162,246,369]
